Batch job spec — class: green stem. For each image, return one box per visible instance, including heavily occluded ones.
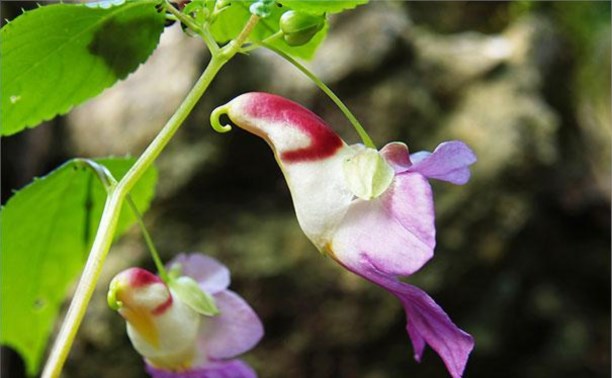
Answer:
[164,0,200,33]
[75,159,166,279]
[41,16,259,378]
[74,158,118,191]
[261,42,377,149]
[125,196,168,282]
[164,1,221,56]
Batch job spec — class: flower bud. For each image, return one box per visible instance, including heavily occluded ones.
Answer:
[108,268,201,369]
[280,11,325,46]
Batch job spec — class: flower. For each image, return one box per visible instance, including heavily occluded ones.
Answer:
[213,92,477,378]
[108,253,263,378]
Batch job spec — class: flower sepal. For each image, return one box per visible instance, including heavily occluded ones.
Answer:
[343,146,394,200]
[168,275,219,317]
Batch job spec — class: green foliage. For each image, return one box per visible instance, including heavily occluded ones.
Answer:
[0,0,165,136]
[0,158,157,375]
[277,0,368,14]
[209,0,329,59]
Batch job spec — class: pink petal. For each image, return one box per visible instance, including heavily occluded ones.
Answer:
[331,172,435,276]
[170,254,230,295]
[349,261,474,378]
[145,359,256,378]
[199,291,264,360]
[380,142,412,173]
[408,141,477,185]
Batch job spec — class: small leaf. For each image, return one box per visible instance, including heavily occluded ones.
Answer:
[1,1,165,136]
[168,276,219,316]
[0,158,157,375]
[277,0,368,15]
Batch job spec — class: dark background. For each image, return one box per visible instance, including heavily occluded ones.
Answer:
[2,1,610,378]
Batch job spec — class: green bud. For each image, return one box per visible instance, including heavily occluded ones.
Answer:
[280,10,325,46]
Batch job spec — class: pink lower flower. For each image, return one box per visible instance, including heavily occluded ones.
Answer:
[108,253,263,378]
[213,92,477,378]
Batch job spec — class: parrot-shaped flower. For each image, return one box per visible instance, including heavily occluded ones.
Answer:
[107,253,263,378]
[212,92,477,378]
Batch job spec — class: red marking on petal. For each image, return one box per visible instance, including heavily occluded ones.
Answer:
[243,93,343,163]
[127,268,162,288]
[151,294,173,316]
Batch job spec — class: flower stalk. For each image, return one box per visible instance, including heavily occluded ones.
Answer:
[41,14,259,378]
[261,41,376,149]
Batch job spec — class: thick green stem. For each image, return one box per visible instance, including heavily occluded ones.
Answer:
[41,190,122,378]
[40,15,259,375]
[261,42,377,149]
[77,159,168,280]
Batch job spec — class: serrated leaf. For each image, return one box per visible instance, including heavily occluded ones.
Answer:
[168,276,219,316]
[277,0,368,14]
[0,1,165,136]
[0,158,157,375]
[210,1,327,60]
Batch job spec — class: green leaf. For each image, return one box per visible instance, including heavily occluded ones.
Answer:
[0,157,157,375]
[277,0,368,14]
[168,276,219,316]
[0,0,165,136]
[210,1,328,60]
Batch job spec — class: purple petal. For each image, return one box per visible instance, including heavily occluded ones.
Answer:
[170,254,230,294]
[198,291,264,360]
[146,359,256,378]
[331,172,435,276]
[408,141,477,185]
[352,261,474,378]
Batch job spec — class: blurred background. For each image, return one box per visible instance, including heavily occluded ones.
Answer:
[2,1,610,377]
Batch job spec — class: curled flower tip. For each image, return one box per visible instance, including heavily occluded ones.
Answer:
[107,279,123,311]
[210,105,233,133]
